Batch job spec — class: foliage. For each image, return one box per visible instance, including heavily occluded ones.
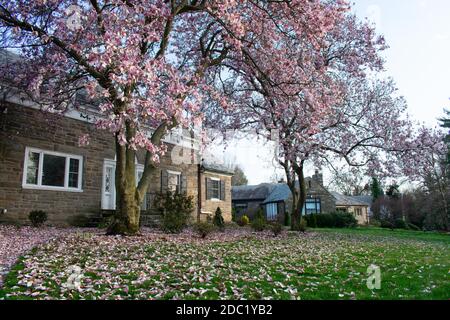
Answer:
[231,208,236,223]
[270,222,283,237]
[193,222,215,239]
[394,219,408,230]
[298,218,308,232]
[97,216,113,229]
[305,214,318,228]
[212,207,225,231]
[238,215,250,227]
[407,223,421,231]
[155,192,194,234]
[231,166,248,186]
[380,220,394,230]
[284,211,291,227]
[369,219,381,227]
[313,212,357,229]
[251,209,266,232]
[28,210,47,227]
[371,178,384,201]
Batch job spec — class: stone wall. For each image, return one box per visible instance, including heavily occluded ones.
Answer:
[199,170,232,222]
[0,102,202,226]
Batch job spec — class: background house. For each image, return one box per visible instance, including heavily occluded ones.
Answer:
[232,170,370,226]
[331,192,370,225]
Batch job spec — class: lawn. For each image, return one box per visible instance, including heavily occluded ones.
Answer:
[0,227,448,300]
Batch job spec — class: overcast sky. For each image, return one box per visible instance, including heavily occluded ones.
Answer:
[216,0,450,185]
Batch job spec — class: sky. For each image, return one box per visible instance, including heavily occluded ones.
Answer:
[216,0,450,186]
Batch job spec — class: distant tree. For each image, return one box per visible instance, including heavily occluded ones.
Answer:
[330,167,370,196]
[231,166,248,186]
[439,108,450,164]
[371,178,384,201]
[386,184,401,200]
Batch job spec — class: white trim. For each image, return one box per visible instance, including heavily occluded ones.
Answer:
[22,147,83,192]
[167,170,181,176]
[210,177,220,181]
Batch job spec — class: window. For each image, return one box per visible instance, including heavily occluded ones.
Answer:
[23,147,83,191]
[167,171,181,193]
[304,197,321,214]
[266,203,278,221]
[211,178,220,200]
[355,208,362,216]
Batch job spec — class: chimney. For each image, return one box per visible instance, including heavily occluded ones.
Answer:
[313,169,323,186]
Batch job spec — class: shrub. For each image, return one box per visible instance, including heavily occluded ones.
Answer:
[380,220,394,229]
[231,208,236,222]
[314,212,357,229]
[298,218,308,232]
[28,210,47,227]
[194,222,214,239]
[369,219,381,227]
[394,219,408,230]
[407,223,421,231]
[154,192,194,234]
[270,222,283,237]
[284,211,291,227]
[213,207,225,231]
[97,216,113,229]
[305,214,317,228]
[238,215,250,226]
[333,212,357,228]
[251,208,266,232]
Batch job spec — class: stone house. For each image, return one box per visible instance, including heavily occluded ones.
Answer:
[0,89,233,226]
[331,192,370,225]
[232,170,370,226]
[232,171,336,225]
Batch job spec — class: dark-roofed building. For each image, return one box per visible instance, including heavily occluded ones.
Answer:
[231,171,336,225]
[331,192,370,225]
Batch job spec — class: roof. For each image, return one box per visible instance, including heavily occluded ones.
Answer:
[231,183,275,201]
[331,192,369,207]
[352,195,373,206]
[263,184,291,204]
[201,162,234,176]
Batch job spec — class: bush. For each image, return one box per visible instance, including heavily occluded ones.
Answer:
[369,219,381,227]
[333,212,358,228]
[298,218,308,232]
[194,222,214,239]
[251,208,266,232]
[213,207,225,231]
[28,210,47,227]
[394,219,408,230]
[407,223,421,231]
[380,220,394,229]
[313,212,357,229]
[154,192,194,234]
[97,216,113,229]
[284,211,291,227]
[305,214,317,228]
[270,222,283,237]
[238,215,250,226]
[231,208,236,222]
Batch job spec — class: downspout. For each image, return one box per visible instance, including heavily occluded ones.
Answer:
[197,163,202,223]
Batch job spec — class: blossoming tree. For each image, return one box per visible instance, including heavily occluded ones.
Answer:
[0,0,353,234]
[207,9,446,229]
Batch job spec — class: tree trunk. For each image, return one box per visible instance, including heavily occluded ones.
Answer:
[291,167,307,231]
[107,128,141,235]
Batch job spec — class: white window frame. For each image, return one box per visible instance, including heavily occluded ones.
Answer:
[266,203,278,221]
[167,170,182,193]
[22,147,83,192]
[210,177,221,201]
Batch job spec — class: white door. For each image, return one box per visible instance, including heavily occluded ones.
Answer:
[101,159,146,210]
[102,160,116,210]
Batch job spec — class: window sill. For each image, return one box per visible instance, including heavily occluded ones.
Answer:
[209,198,222,202]
[22,185,84,193]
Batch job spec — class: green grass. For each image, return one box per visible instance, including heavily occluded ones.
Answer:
[1,228,448,300]
[316,227,450,244]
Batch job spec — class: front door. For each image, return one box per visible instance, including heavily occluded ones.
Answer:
[102,160,116,210]
[101,159,146,210]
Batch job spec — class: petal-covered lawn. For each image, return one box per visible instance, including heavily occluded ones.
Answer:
[0,227,449,300]
[0,225,80,287]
